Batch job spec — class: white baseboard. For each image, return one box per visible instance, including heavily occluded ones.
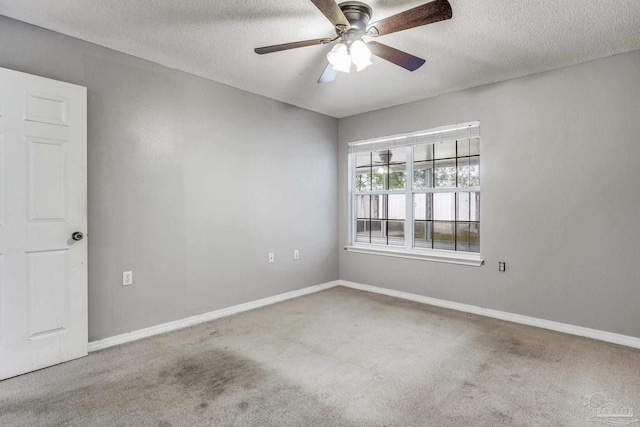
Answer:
[338,280,640,350]
[89,278,640,353]
[88,280,339,352]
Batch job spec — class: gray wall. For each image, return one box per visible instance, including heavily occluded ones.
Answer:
[339,50,640,338]
[0,16,339,341]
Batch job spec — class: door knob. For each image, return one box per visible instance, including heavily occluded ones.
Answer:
[72,231,84,241]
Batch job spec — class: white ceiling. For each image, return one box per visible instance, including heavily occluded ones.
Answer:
[1,0,640,118]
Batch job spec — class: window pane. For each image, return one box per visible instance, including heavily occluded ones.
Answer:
[457,139,470,157]
[434,140,457,159]
[470,139,480,156]
[413,193,432,221]
[388,194,405,220]
[389,147,407,164]
[388,221,405,246]
[457,138,480,157]
[433,221,455,250]
[457,156,480,187]
[370,220,384,244]
[356,195,370,218]
[371,195,384,219]
[356,152,372,167]
[414,144,434,162]
[434,159,456,188]
[389,163,406,190]
[371,166,386,190]
[414,221,433,249]
[457,222,480,253]
[355,219,369,243]
[356,167,372,192]
[365,148,407,191]
[413,160,433,190]
[433,193,455,221]
[373,150,390,166]
[457,192,480,222]
[469,156,480,186]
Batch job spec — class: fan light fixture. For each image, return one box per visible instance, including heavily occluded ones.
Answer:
[254,0,453,84]
[326,39,372,73]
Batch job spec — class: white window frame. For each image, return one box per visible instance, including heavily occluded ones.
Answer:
[345,122,484,267]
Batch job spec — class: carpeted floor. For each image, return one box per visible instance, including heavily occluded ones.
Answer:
[1,286,639,426]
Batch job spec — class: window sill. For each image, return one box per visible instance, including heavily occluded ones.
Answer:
[343,245,484,267]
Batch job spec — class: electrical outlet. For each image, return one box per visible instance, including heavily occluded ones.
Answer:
[294,250,299,260]
[122,271,133,286]
[498,262,506,272]
[268,253,274,264]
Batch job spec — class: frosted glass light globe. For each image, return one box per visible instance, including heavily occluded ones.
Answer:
[327,43,351,73]
[350,40,373,72]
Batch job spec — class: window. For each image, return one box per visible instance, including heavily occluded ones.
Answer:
[346,122,482,266]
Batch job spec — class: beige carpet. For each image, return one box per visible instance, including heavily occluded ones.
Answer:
[1,286,639,426]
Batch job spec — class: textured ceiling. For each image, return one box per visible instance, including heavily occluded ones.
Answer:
[1,0,640,118]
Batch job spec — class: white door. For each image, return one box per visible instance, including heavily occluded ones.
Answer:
[0,67,87,380]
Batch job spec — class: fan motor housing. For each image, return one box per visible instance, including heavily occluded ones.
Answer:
[338,1,372,32]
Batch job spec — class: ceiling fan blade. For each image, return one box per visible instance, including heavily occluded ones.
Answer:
[255,38,332,55]
[367,41,425,71]
[367,0,452,37]
[318,63,337,84]
[310,0,351,30]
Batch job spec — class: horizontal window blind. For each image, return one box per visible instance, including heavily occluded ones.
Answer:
[348,121,480,154]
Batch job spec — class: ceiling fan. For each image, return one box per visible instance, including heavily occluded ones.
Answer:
[254,0,452,83]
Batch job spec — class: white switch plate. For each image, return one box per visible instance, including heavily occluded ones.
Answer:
[268,253,274,264]
[123,271,133,286]
[294,250,299,260]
